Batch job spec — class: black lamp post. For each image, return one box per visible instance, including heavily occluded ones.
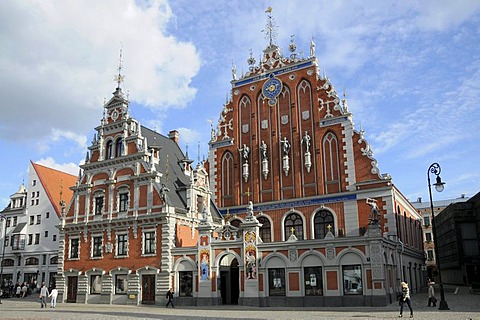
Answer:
[427,162,449,310]
[0,214,7,304]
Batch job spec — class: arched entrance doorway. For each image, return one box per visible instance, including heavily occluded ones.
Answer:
[219,254,239,305]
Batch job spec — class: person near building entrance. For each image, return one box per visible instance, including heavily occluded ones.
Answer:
[398,282,413,318]
[49,286,58,308]
[39,283,49,308]
[165,288,175,308]
[427,281,436,307]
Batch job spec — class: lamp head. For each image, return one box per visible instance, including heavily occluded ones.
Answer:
[434,175,445,192]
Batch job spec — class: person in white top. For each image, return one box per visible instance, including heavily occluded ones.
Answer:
[48,287,58,308]
[39,283,49,308]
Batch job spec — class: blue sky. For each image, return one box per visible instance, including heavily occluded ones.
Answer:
[1,0,480,208]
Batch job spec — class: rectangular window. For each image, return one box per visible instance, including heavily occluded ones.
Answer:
[92,236,103,257]
[31,199,34,206]
[90,275,102,294]
[70,238,79,259]
[36,191,39,197]
[36,214,41,224]
[268,268,286,296]
[31,191,35,198]
[53,235,57,241]
[29,216,34,225]
[35,199,39,205]
[179,271,193,297]
[46,212,50,219]
[423,216,430,226]
[343,265,363,295]
[117,234,128,256]
[28,234,33,245]
[45,231,49,237]
[427,249,434,260]
[34,233,40,244]
[32,179,36,186]
[95,196,104,215]
[115,274,128,294]
[425,232,432,242]
[11,234,25,250]
[119,193,129,212]
[13,217,17,226]
[4,236,9,247]
[143,231,155,255]
[304,266,323,296]
[6,218,11,228]
[460,223,479,257]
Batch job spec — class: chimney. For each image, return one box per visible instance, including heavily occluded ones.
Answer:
[417,197,422,203]
[461,194,465,198]
[168,130,179,143]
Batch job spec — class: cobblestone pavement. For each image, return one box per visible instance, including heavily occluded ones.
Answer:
[0,286,478,320]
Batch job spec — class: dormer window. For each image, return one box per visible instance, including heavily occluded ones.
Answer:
[116,138,124,157]
[106,140,113,159]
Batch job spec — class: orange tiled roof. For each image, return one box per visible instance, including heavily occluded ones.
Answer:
[31,161,78,218]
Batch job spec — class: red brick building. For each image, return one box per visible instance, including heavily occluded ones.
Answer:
[170,22,425,307]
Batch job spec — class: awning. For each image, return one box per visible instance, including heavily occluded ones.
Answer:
[11,222,26,233]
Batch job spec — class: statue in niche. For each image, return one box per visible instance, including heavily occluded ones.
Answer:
[260,140,268,160]
[366,198,380,224]
[280,137,290,156]
[301,131,311,153]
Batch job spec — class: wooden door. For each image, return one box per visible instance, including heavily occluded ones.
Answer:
[141,274,155,304]
[66,276,78,303]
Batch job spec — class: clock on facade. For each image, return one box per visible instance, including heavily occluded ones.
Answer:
[262,74,283,106]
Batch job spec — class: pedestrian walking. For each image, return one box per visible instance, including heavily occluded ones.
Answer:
[427,281,437,307]
[39,282,49,308]
[165,288,175,308]
[399,281,413,318]
[21,283,27,298]
[48,286,58,308]
[15,285,21,298]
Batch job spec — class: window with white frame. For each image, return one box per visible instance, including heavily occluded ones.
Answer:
[90,274,102,294]
[427,249,434,260]
[70,238,79,259]
[425,232,432,242]
[423,216,430,226]
[115,274,128,294]
[143,230,156,255]
[94,195,104,215]
[92,236,103,258]
[116,233,128,257]
[342,265,363,295]
[118,191,129,212]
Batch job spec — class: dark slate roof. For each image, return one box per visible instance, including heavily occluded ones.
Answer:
[141,126,190,210]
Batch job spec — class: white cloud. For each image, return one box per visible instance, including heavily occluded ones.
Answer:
[0,0,201,142]
[36,157,80,176]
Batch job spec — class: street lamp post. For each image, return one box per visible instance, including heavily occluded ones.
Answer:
[0,214,7,304]
[427,162,449,310]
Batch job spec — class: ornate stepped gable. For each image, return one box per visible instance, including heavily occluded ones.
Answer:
[210,35,386,209]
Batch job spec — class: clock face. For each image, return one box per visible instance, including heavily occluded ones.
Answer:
[111,110,119,121]
[262,75,283,106]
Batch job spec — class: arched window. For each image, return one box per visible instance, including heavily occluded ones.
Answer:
[258,216,271,242]
[115,137,124,157]
[284,213,303,240]
[50,256,58,264]
[106,140,113,159]
[2,259,14,267]
[323,132,341,194]
[221,152,234,206]
[25,257,39,265]
[314,210,335,239]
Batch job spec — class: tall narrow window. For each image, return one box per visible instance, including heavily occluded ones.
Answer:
[258,216,271,242]
[92,236,102,257]
[115,138,124,157]
[106,140,113,159]
[221,152,234,206]
[284,213,304,240]
[143,231,155,255]
[119,192,129,212]
[115,274,128,294]
[304,266,323,296]
[70,239,79,259]
[323,132,341,194]
[90,275,102,294]
[117,234,128,256]
[314,210,335,239]
[94,196,104,215]
[179,271,193,297]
